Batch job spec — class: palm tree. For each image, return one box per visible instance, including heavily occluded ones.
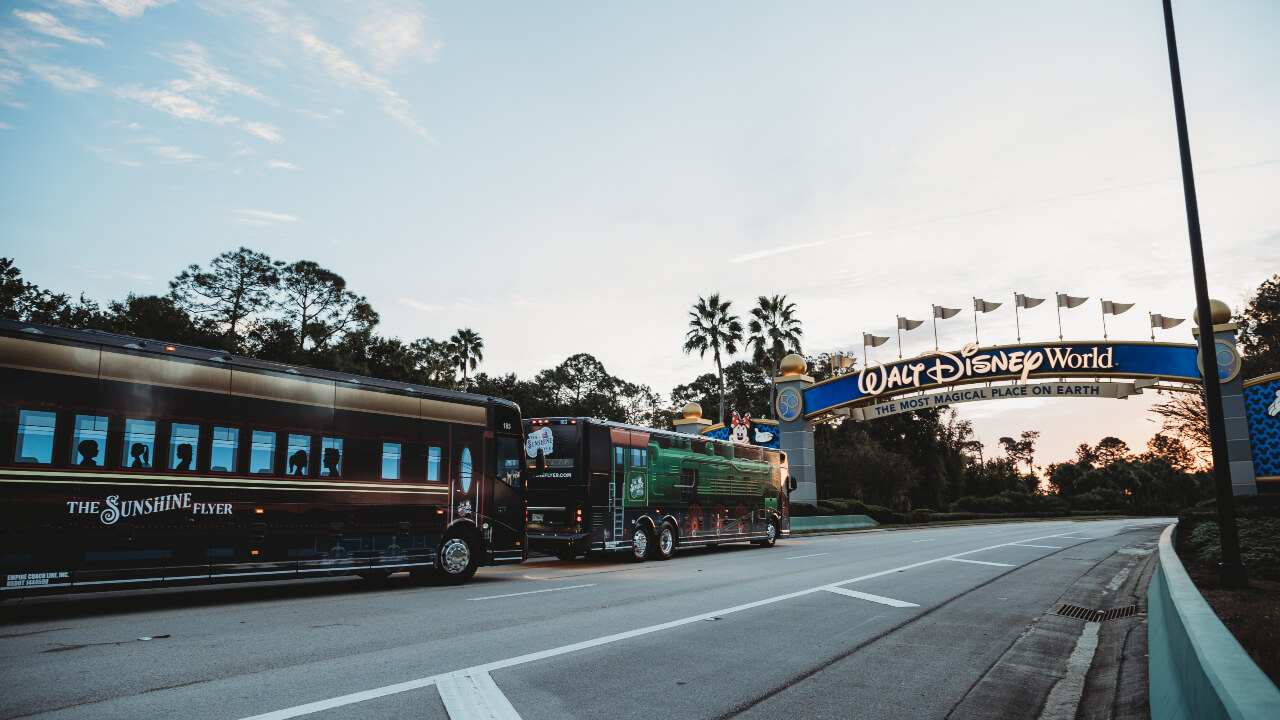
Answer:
[748,294,803,413]
[449,328,484,389]
[683,293,743,425]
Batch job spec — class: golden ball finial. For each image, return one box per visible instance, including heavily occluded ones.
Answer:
[779,353,807,376]
[681,402,703,420]
[1193,299,1232,325]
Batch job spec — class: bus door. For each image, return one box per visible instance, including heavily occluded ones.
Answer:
[488,410,525,561]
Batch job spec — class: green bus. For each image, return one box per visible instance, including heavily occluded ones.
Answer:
[523,417,793,561]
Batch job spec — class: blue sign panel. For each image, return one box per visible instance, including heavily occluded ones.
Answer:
[803,342,1201,417]
[1244,375,1280,480]
[701,417,781,449]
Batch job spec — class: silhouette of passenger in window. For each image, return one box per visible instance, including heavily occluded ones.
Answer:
[77,439,99,466]
[174,443,193,471]
[289,449,308,476]
[322,448,341,477]
[130,443,150,468]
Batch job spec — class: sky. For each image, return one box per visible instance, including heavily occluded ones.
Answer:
[2,0,1278,469]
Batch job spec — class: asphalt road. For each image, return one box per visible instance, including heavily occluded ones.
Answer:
[0,518,1167,720]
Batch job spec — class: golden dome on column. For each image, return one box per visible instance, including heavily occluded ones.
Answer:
[681,402,703,420]
[779,354,807,376]
[1193,299,1232,325]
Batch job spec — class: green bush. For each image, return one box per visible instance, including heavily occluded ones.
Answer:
[1182,517,1280,580]
[790,502,818,517]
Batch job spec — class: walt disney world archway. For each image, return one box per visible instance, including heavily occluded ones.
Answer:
[740,300,1274,505]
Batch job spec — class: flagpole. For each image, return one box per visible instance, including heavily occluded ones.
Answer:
[932,312,939,350]
[896,317,903,359]
[1150,312,1156,342]
[1101,300,1108,339]
[1164,0,1244,586]
[972,298,979,345]
[1014,292,1021,343]
[1056,292,1063,340]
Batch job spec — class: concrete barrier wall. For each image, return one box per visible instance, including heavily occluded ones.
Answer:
[1148,523,1280,719]
[789,515,879,532]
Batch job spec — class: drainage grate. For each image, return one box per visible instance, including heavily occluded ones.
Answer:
[1055,604,1140,622]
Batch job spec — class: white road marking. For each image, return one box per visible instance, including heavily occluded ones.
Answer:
[1011,544,1062,549]
[946,557,1015,567]
[469,584,595,601]
[437,671,522,720]
[911,539,936,543]
[1037,622,1100,720]
[786,553,830,560]
[824,587,919,607]
[238,529,1091,720]
[1105,567,1130,592]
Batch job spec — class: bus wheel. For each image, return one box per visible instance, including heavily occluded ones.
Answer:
[757,520,779,548]
[654,522,676,560]
[629,525,653,563]
[435,532,478,584]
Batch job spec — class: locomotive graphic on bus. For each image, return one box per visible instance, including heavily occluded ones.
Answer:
[524,417,793,561]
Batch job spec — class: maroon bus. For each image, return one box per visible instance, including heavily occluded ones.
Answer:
[0,320,526,597]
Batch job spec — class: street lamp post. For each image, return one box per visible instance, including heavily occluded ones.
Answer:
[1161,0,1247,587]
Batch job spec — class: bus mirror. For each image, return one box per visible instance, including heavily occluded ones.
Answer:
[787,476,798,492]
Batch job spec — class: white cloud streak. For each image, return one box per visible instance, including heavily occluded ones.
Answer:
[266,159,296,169]
[28,63,99,91]
[242,120,281,142]
[13,10,104,46]
[152,144,200,161]
[233,208,301,225]
[399,298,442,313]
[352,2,441,72]
[115,84,235,123]
[93,0,175,19]
[244,3,433,141]
[730,234,871,264]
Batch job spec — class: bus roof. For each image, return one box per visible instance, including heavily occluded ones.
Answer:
[0,319,518,412]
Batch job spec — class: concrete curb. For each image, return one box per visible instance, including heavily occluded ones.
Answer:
[789,514,879,532]
[1148,523,1280,719]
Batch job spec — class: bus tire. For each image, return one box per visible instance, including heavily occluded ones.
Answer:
[435,531,479,584]
[629,525,653,563]
[757,520,779,548]
[654,522,676,561]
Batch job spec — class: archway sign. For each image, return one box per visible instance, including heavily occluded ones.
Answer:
[763,304,1270,504]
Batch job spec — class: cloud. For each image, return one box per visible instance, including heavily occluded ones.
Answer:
[266,159,296,169]
[352,2,441,72]
[232,208,301,226]
[167,41,269,103]
[152,144,200,161]
[115,84,235,123]
[13,10,104,46]
[730,234,872,264]
[244,3,433,141]
[399,298,442,313]
[93,0,176,19]
[28,63,99,91]
[242,120,281,142]
[0,121,10,129]
[88,145,141,166]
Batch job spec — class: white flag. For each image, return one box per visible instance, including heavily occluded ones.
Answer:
[933,305,961,319]
[863,333,889,347]
[1015,293,1045,309]
[973,298,1002,313]
[897,316,924,331]
[1057,293,1088,309]
[1151,314,1185,330]
[1102,300,1135,315]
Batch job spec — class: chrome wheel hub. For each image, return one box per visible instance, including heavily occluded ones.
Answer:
[633,529,648,556]
[440,538,470,573]
[660,527,674,554]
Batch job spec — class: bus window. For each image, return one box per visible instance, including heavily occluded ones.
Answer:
[287,434,311,476]
[631,448,646,468]
[321,437,342,477]
[14,410,56,464]
[250,430,276,474]
[459,447,473,492]
[382,442,401,480]
[72,414,108,466]
[427,446,442,481]
[169,423,199,471]
[122,418,155,469]
[211,427,238,472]
[497,436,521,488]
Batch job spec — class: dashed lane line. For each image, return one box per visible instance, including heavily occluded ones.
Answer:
[469,584,596,601]
[437,671,522,720]
[1011,544,1063,549]
[786,553,830,560]
[237,529,1088,720]
[824,587,919,608]
[946,557,1016,568]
